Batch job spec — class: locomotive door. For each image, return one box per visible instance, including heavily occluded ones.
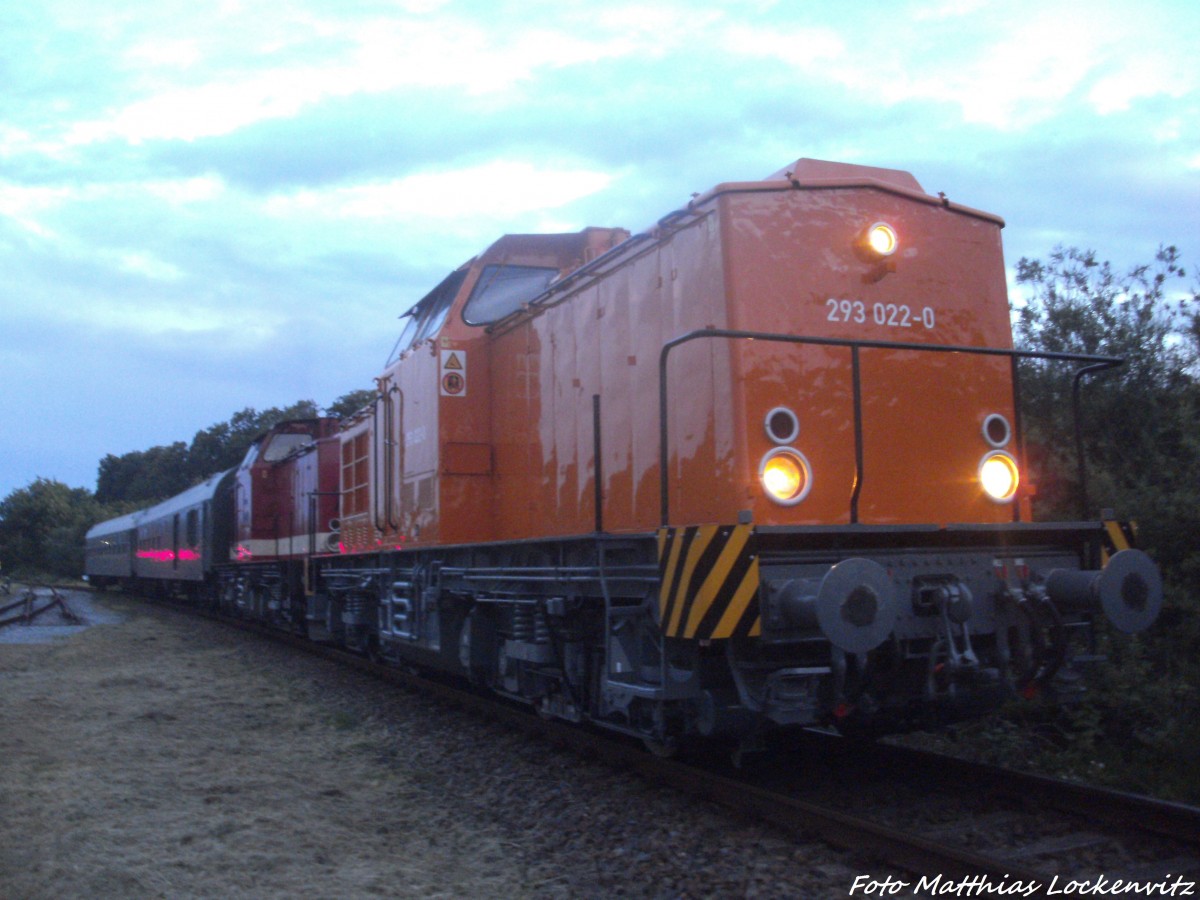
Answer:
[372,380,403,536]
[389,385,403,532]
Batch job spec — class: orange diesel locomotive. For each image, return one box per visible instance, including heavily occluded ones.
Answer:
[311,158,1159,748]
[84,157,1161,751]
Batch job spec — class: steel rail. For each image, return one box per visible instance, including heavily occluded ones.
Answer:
[861,735,1200,845]
[0,585,80,628]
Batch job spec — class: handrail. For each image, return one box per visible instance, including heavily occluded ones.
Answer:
[657,328,1123,527]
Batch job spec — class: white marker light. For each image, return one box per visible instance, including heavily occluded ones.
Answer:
[866,222,898,257]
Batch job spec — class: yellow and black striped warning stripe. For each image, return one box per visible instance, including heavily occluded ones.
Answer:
[1101,518,1139,564]
[656,524,761,640]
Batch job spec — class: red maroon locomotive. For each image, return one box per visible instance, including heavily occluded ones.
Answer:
[85,157,1162,751]
[220,418,341,620]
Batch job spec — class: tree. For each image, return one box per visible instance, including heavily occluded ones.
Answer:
[94,400,324,506]
[1012,242,1200,651]
[1013,245,1200,587]
[1015,245,1196,396]
[0,479,100,577]
[186,420,233,482]
[4,391,364,577]
[96,442,191,504]
[324,388,377,420]
[185,400,321,479]
[985,245,1200,801]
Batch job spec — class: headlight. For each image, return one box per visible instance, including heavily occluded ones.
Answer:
[979,451,1019,502]
[864,222,898,257]
[760,448,813,506]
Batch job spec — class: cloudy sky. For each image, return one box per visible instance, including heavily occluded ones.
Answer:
[2,0,1197,500]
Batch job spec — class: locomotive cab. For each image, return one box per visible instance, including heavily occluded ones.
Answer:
[336,227,631,555]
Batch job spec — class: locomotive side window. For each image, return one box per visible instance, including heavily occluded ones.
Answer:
[388,270,472,364]
[342,432,371,517]
[261,433,312,462]
[463,264,558,325]
[394,312,419,355]
[239,441,261,468]
[413,289,453,343]
[388,268,470,364]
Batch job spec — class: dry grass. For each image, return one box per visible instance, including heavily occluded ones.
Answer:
[0,596,542,899]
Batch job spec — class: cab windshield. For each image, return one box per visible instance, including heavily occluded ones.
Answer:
[462,264,558,325]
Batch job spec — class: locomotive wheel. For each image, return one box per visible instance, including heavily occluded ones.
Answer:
[642,736,678,758]
[457,617,473,674]
[457,611,495,688]
[365,637,383,665]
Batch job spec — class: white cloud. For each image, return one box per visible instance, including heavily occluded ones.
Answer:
[0,183,73,238]
[66,70,323,145]
[0,176,226,246]
[142,176,226,204]
[266,160,615,222]
[125,37,204,69]
[55,8,667,148]
[95,303,285,340]
[1088,55,1195,115]
[721,2,1197,131]
[910,0,990,20]
[0,125,37,158]
[116,251,184,281]
[722,23,845,69]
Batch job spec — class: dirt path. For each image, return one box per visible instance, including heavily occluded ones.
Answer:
[0,593,546,899]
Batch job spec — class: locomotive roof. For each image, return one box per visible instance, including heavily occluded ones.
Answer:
[688,156,1005,227]
[484,156,1008,332]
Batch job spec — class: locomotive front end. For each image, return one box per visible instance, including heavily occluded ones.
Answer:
[658,158,1162,736]
[743,529,1162,735]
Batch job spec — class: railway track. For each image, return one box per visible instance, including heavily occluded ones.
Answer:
[743,733,1200,895]
[143,594,1200,897]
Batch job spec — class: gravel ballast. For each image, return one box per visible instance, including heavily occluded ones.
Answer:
[0,591,879,898]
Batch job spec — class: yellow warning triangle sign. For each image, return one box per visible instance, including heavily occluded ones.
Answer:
[444,352,463,370]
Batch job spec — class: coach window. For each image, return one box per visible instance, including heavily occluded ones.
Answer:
[463,265,558,325]
[186,509,199,548]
